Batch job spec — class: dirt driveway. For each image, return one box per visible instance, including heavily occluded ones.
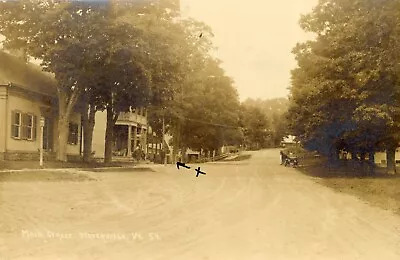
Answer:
[1,149,400,260]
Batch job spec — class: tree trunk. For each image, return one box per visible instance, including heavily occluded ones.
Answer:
[155,140,158,159]
[368,150,375,165]
[82,104,96,162]
[360,152,366,161]
[368,149,375,174]
[56,88,81,162]
[386,146,396,174]
[351,151,358,161]
[360,151,367,173]
[57,115,69,162]
[328,146,339,166]
[104,106,115,164]
[171,121,179,165]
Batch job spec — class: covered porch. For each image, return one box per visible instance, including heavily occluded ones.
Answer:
[112,124,165,162]
[112,123,147,160]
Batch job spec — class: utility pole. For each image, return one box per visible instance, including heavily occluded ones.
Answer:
[39,117,45,167]
[162,110,167,166]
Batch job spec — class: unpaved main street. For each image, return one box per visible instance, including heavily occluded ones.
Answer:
[1,149,400,260]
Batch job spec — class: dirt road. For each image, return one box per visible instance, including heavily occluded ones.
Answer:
[1,149,400,259]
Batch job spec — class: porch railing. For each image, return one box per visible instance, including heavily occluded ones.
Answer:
[117,112,147,125]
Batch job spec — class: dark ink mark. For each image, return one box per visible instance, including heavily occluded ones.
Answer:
[195,167,206,177]
[177,162,190,169]
[199,33,203,38]
[176,162,206,177]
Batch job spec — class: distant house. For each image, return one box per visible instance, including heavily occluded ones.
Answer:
[373,149,400,166]
[91,107,155,161]
[280,135,299,148]
[0,50,81,160]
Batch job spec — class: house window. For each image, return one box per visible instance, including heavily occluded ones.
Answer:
[11,111,21,139]
[43,117,53,151]
[21,113,36,140]
[11,111,36,140]
[68,123,79,145]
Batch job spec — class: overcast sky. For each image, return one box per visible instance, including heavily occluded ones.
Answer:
[1,0,318,101]
[180,0,318,101]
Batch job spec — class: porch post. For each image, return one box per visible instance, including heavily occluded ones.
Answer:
[144,128,147,155]
[140,126,144,150]
[133,125,138,151]
[151,138,154,156]
[127,125,132,157]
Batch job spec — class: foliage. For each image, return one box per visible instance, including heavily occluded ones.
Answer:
[239,104,272,150]
[242,97,289,146]
[177,57,242,152]
[288,0,400,165]
[0,0,114,161]
[0,0,213,161]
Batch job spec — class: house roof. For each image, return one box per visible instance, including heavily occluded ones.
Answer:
[0,50,57,97]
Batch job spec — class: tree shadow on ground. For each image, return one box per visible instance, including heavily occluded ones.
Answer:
[298,158,400,179]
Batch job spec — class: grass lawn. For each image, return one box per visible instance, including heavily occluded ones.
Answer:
[0,160,155,182]
[298,157,400,216]
[0,160,134,171]
[0,170,97,182]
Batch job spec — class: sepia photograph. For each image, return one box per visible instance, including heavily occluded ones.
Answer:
[1,0,400,259]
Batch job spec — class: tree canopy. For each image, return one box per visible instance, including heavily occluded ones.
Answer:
[0,0,244,162]
[0,0,223,162]
[242,97,289,147]
[288,0,400,172]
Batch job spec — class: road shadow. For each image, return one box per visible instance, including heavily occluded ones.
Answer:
[298,157,400,179]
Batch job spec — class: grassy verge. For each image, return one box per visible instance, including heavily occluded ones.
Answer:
[222,154,252,161]
[83,167,154,172]
[0,170,97,182]
[298,157,400,215]
[0,160,133,171]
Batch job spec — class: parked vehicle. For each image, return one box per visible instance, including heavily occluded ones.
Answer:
[284,156,298,167]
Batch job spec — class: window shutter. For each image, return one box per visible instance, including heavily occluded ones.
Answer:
[33,115,37,140]
[11,111,15,137]
[68,123,72,144]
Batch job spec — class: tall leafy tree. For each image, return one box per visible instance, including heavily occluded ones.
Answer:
[145,19,243,160]
[0,0,110,161]
[239,105,272,150]
[176,57,242,157]
[289,0,400,172]
[0,0,209,163]
[242,97,289,147]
